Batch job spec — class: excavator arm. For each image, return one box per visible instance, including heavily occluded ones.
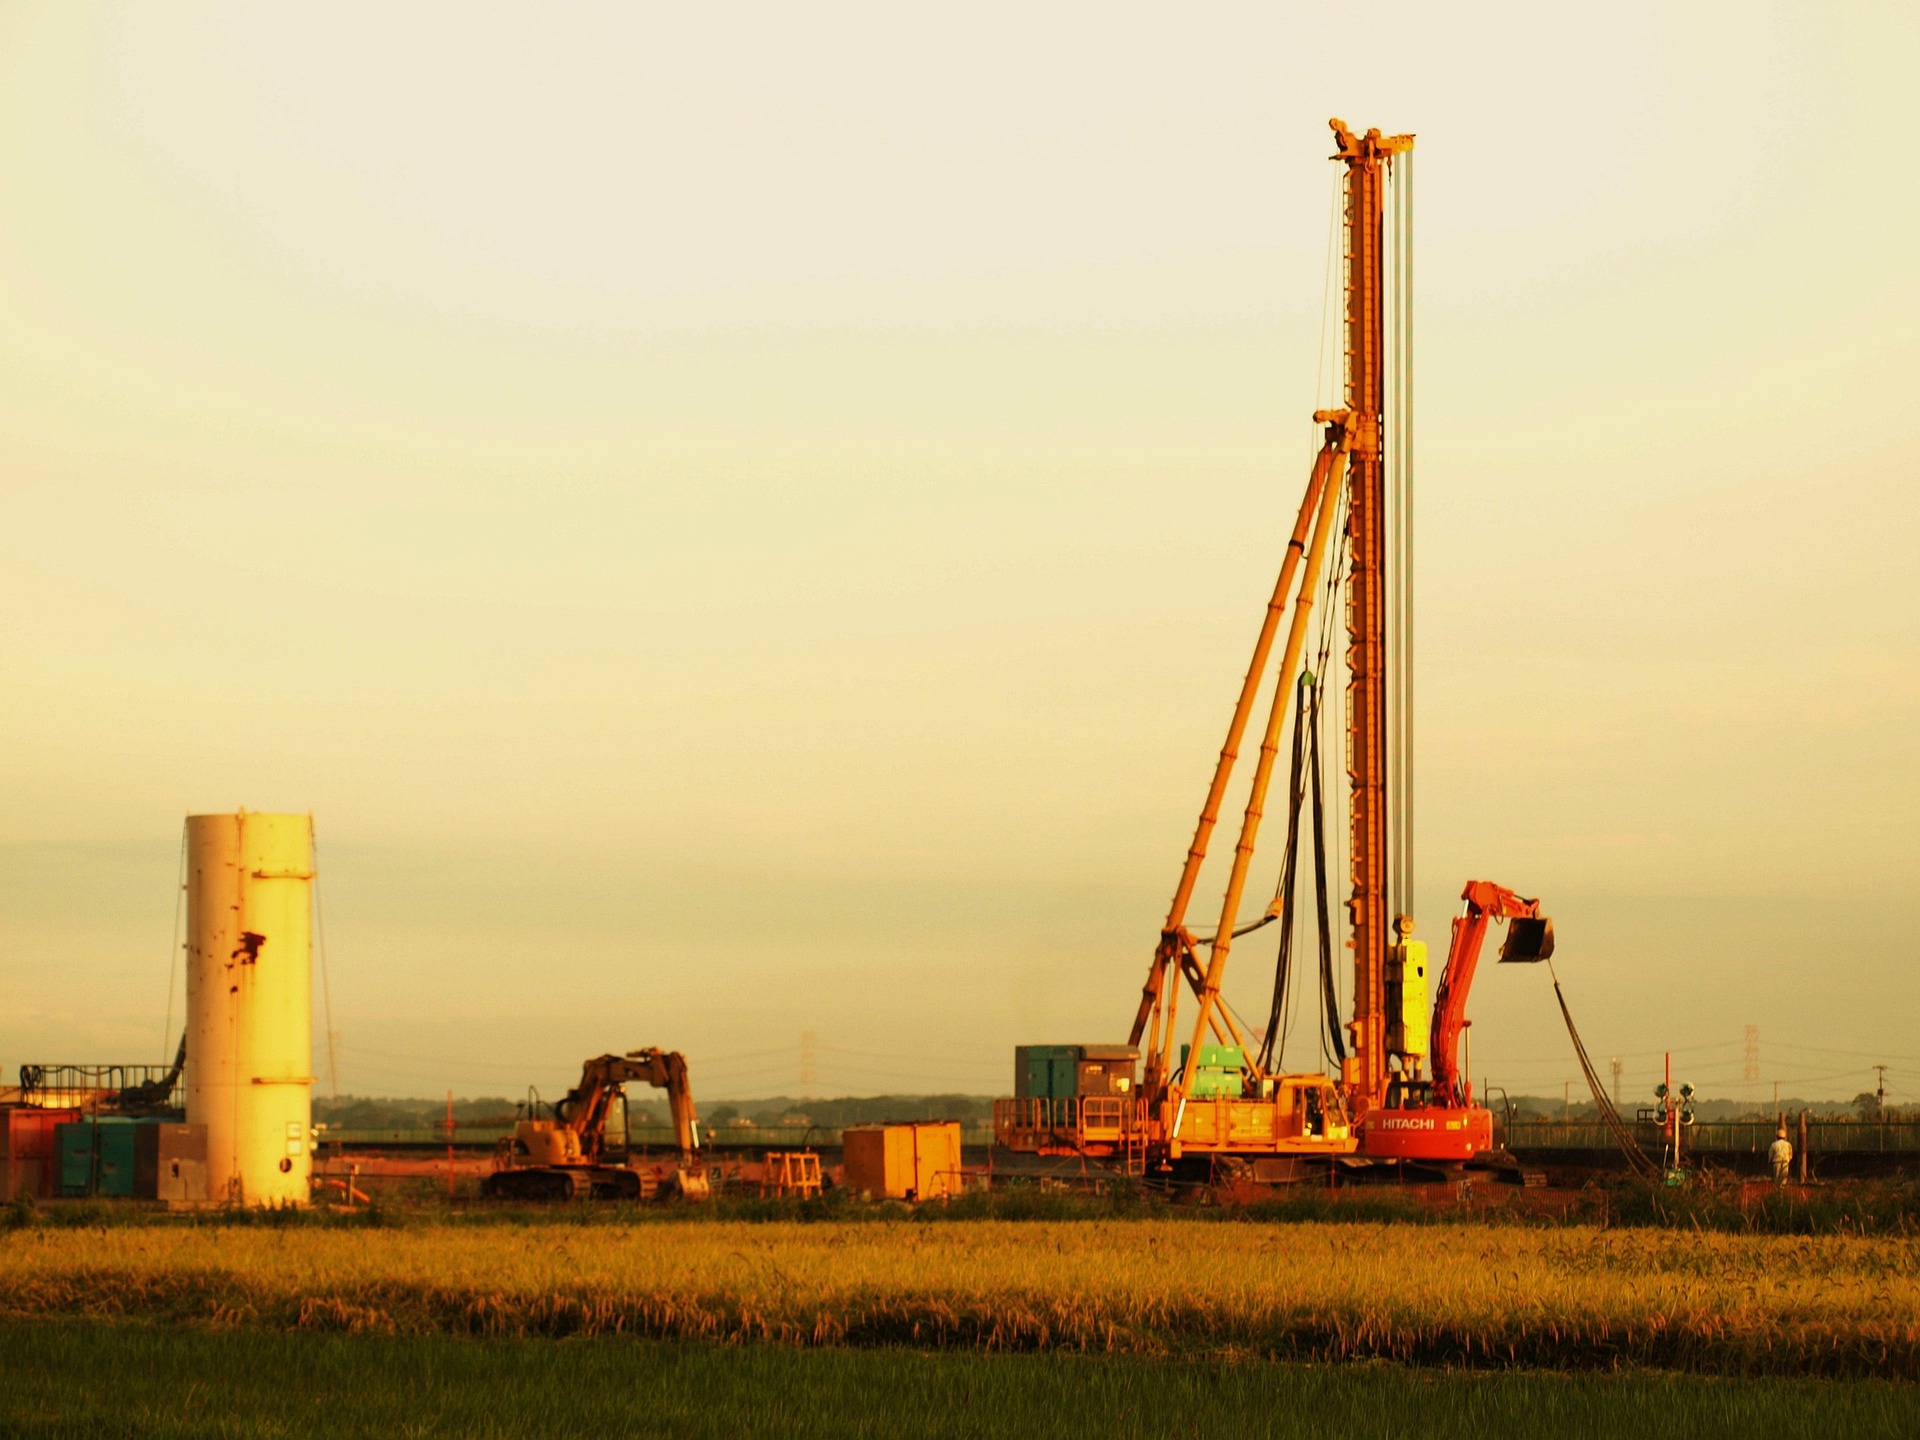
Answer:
[1428,881,1553,1106]
[553,1049,702,1160]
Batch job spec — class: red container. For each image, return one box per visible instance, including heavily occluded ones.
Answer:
[2,1106,82,1200]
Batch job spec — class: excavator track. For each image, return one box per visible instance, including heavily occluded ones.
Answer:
[480,1163,643,1201]
[481,1167,590,1201]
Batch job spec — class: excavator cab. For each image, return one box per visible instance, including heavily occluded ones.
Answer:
[1498,916,1554,965]
[508,1121,583,1167]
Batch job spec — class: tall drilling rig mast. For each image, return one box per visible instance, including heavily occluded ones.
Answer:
[998,117,1553,1178]
[1332,119,1413,1120]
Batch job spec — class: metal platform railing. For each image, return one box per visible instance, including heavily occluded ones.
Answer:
[993,1096,1140,1151]
[17,1062,177,1106]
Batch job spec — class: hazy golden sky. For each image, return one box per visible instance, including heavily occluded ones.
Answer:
[3,4,1915,1103]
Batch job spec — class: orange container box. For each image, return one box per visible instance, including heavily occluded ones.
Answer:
[841,1122,962,1202]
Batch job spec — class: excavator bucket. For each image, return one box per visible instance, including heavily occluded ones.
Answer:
[1498,916,1554,964]
[665,1166,712,1202]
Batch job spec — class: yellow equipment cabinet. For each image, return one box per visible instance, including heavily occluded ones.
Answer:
[842,1122,963,1201]
[1386,939,1430,1064]
[1167,1074,1352,1157]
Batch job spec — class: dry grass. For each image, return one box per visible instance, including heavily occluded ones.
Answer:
[3,1220,1917,1375]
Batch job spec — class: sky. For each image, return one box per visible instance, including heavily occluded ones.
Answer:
[2,3,1916,1107]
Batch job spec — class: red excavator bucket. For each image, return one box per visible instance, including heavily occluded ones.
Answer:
[1498,916,1554,964]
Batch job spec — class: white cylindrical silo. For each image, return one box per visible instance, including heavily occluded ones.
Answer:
[184,810,314,1206]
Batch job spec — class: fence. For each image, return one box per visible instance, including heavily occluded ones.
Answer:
[1502,1119,1920,1155]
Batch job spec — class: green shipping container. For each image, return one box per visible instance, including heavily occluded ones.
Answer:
[57,1118,143,1198]
[1050,1057,1079,1099]
[1014,1044,1142,1121]
[1014,1045,1079,1100]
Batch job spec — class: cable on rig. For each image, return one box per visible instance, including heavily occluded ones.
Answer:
[1548,958,1657,1178]
[1257,671,1345,1072]
[1257,672,1311,1071]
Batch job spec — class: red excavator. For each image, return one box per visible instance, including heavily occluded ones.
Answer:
[482,1048,710,1201]
[1360,881,1553,1163]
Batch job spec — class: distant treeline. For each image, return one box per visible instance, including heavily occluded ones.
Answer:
[314,1097,524,1131]
[313,1093,997,1131]
[698,1095,995,1130]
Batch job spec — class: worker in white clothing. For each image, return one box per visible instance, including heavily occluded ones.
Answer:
[1768,1127,1793,1186]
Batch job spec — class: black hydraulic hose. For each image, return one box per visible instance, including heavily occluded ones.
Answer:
[1259,674,1315,1069]
[1309,681,1345,1065]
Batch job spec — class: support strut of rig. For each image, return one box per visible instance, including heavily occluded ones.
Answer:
[1331,119,1413,1120]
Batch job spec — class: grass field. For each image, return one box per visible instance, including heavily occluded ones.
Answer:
[4,1218,1917,1375]
[2,1324,1916,1440]
[24,1174,1920,1233]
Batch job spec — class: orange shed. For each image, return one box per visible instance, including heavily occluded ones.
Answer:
[842,1122,963,1201]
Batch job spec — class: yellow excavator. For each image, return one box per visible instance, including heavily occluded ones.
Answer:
[482,1048,710,1201]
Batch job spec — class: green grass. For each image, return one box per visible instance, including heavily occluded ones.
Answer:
[0,1324,1913,1440]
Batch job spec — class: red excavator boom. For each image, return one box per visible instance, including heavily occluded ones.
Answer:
[1429,882,1554,1107]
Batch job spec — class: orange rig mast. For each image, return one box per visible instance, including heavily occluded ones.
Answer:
[1331,118,1414,1119]
[1329,124,1556,1163]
